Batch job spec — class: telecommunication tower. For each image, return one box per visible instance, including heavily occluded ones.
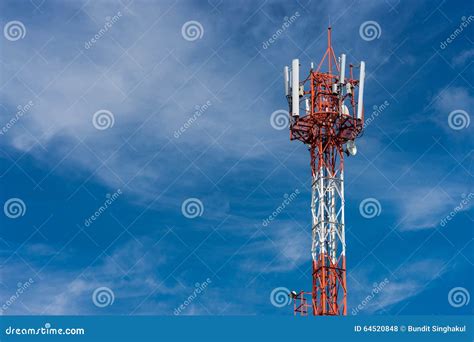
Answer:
[284,28,366,316]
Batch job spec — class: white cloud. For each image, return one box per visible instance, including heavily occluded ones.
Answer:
[433,87,473,113]
[351,259,445,314]
[0,237,178,314]
[372,260,445,312]
[394,186,465,231]
[0,0,387,203]
[239,223,309,273]
[452,49,474,66]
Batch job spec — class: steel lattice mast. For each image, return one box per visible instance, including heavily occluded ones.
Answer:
[284,28,366,316]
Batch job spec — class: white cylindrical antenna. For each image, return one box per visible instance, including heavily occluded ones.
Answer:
[283,66,289,96]
[311,62,314,69]
[340,54,346,84]
[357,61,365,120]
[305,98,310,113]
[291,59,300,117]
[342,104,349,115]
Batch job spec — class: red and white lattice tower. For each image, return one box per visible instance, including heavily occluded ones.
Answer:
[284,28,366,316]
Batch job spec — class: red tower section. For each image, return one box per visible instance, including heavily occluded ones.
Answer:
[285,28,366,316]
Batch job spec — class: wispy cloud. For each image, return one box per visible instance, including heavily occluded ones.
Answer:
[351,259,446,314]
[452,48,474,66]
[0,237,180,314]
[239,223,309,273]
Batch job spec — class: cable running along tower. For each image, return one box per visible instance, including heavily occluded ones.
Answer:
[284,28,366,316]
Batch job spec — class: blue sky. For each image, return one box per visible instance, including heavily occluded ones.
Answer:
[0,0,472,315]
